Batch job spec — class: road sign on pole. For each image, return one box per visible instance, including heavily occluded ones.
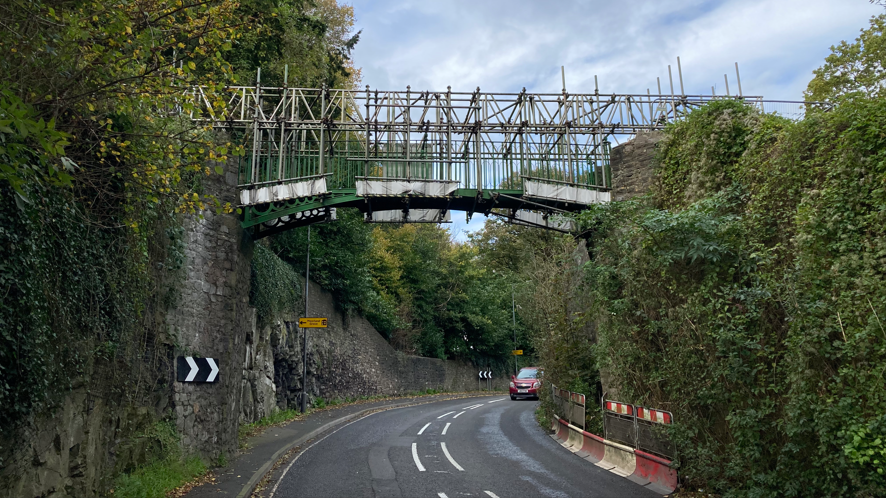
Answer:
[512,350,523,355]
[299,317,328,328]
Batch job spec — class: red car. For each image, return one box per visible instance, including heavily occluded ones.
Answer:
[510,367,542,400]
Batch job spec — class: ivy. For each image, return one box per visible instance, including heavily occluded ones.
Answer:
[250,243,301,326]
[578,96,886,496]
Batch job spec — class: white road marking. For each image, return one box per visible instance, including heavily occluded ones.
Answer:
[462,404,483,410]
[442,423,451,435]
[484,491,501,498]
[452,411,467,419]
[487,398,506,404]
[417,423,431,435]
[438,493,448,498]
[437,411,456,419]
[412,443,426,472]
[440,442,464,471]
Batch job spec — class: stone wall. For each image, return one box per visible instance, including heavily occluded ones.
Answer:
[165,157,254,460]
[1,153,508,496]
[269,278,507,412]
[610,131,663,201]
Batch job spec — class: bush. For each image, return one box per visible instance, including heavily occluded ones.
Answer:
[580,97,886,496]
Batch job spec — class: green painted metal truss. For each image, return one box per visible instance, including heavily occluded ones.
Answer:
[186,84,786,238]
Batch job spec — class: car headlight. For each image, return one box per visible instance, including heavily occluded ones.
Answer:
[509,382,516,388]
[532,382,540,388]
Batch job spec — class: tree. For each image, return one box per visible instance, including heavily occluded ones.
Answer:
[806,14,886,101]
[226,0,361,88]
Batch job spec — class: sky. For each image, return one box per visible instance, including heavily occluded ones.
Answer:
[349,0,882,241]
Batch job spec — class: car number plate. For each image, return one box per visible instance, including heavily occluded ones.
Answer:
[518,389,528,393]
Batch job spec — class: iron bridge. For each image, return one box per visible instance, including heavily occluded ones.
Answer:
[188,85,790,238]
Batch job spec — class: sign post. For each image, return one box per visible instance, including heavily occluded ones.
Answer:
[301,227,310,413]
[512,350,523,356]
[512,288,517,376]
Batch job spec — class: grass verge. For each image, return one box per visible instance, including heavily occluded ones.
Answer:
[112,456,207,498]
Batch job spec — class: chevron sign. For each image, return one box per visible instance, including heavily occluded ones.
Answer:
[176,356,220,383]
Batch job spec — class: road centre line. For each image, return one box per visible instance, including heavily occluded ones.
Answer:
[438,493,448,498]
[440,442,464,471]
[417,423,431,435]
[487,398,507,403]
[452,411,467,419]
[462,404,483,410]
[442,423,451,435]
[438,411,456,419]
[484,491,500,498]
[411,443,426,472]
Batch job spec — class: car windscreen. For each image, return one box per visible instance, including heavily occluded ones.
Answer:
[516,370,537,380]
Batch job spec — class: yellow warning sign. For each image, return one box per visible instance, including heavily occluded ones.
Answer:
[512,350,523,355]
[299,317,328,328]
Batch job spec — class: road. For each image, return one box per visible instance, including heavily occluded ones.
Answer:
[266,395,662,498]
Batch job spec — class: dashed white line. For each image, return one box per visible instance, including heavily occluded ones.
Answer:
[440,442,464,471]
[412,443,426,472]
[442,422,451,435]
[462,404,483,410]
[484,491,500,498]
[487,398,507,404]
[437,411,456,419]
[438,493,449,498]
[452,411,467,419]
[417,422,431,435]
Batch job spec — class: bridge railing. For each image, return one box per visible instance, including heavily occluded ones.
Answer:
[189,86,827,199]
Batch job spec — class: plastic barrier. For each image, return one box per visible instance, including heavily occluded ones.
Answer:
[630,449,679,495]
[575,430,606,463]
[551,415,677,493]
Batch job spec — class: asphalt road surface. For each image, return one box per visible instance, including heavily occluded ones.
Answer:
[267,395,662,498]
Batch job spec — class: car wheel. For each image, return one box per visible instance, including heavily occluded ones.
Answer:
[510,395,516,400]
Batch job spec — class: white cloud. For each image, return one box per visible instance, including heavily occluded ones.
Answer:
[350,0,882,238]
[355,0,879,96]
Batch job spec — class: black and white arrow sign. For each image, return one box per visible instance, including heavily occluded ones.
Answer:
[176,356,219,383]
[478,370,493,379]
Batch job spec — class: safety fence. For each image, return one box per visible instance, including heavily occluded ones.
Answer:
[603,400,675,459]
[551,384,586,430]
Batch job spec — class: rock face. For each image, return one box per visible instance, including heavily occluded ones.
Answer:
[610,131,663,201]
[240,315,278,425]
[270,279,504,410]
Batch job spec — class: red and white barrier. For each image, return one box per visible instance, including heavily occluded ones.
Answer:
[552,413,677,494]
[637,407,672,424]
[629,449,679,495]
[605,400,634,415]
